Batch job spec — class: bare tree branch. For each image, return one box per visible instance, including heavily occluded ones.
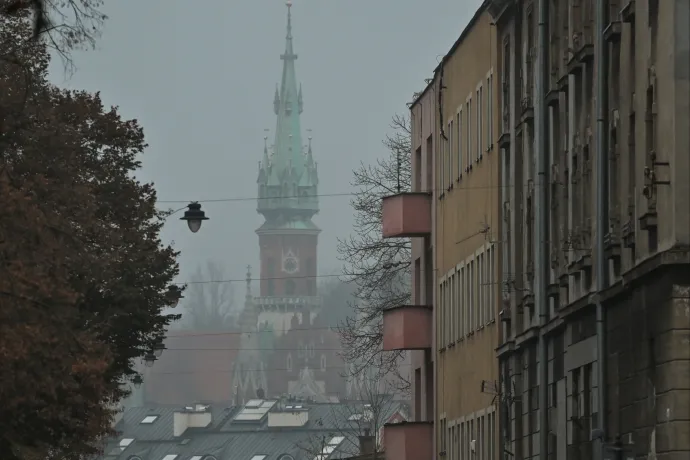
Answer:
[336,114,412,393]
[2,0,107,73]
[178,261,237,331]
[296,363,406,459]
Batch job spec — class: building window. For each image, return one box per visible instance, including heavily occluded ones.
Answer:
[141,415,158,424]
[487,72,493,149]
[440,417,447,455]
[448,119,454,187]
[450,272,455,342]
[414,146,422,191]
[467,99,472,169]
[460,265,466,337]
[479,252,484,326]
[285,279,295,295]
[320,354,326,371]
[307,258,316,295]
[457,109,463,178]
[439,281,445,346]
[478,85,483,160]
[287,353,292,371]
[266,257,275,296]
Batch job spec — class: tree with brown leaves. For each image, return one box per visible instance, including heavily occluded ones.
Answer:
[336,114,412,392]
[0,13,179,460]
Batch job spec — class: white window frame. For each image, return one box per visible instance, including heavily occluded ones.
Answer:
[466,96,472,169]
[438,276,445,347]
[448,119,454,188]
[457,108,463,178]
[486,69,494,152]
[477,83,483,161]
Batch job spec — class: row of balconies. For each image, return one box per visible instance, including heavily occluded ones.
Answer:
[380,192,434,460]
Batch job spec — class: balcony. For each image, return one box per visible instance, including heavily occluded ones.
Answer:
[384,421,433,460]
[382,305,432,351]
[381,192,432,238]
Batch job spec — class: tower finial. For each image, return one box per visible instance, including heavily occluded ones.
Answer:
[286,0,293,39]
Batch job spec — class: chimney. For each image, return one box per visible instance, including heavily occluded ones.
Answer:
[267,406,309,427]
[173,404,212,437]
[359,428,375,455]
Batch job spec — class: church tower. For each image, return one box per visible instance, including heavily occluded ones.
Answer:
[255,0,320,334]
[232,2,345,403]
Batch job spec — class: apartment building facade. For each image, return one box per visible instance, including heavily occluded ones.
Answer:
[488,0,690,459]
[434,7,501,460]
[380,3,502,459]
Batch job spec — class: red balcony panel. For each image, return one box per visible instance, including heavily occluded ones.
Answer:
[381,192,432,238]
[384,421,433,460]
[383,305,432,351]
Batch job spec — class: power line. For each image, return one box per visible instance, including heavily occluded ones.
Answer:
[166,326,342,336]
[165,347,344,351]
[145,363,414,375]
[177,272,349,285]
[158,192,353,204]
[158,183,526,205]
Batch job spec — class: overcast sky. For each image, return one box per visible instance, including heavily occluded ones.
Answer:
[49,0,483,302]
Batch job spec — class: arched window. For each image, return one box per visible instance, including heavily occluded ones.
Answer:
[285,279,296,295]
[307,258,316,295]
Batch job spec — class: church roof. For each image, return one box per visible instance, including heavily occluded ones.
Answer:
[291,366,329,403]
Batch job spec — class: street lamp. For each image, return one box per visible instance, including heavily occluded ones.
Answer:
[153,340,166,358]
[166,284,184,308]
[143,352,157,368]
[180,201,209,233]
[132,374,143,389]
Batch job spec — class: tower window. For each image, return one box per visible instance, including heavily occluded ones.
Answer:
[285,279,296,295]
[287,354,292,371]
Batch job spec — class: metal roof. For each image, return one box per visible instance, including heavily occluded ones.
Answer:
[100,398,407,460]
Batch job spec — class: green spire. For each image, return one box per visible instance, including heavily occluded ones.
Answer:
[257,1,319,225]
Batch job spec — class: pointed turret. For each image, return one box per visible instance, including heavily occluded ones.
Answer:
[257,1,319,226]
[298,84,303,114]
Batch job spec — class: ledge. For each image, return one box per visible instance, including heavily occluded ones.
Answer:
[604,21,622,43]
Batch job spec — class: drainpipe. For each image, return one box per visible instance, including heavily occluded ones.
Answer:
[594,0,609,456]
[534,0,549,458]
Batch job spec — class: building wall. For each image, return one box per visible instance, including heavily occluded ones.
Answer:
[433,9,502,459]
[410,73,437,426]
[491,0,690,458]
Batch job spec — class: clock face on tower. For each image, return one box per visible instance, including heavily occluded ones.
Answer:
[281,249,299,274]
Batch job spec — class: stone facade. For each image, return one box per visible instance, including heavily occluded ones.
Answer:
[488,0,690,458]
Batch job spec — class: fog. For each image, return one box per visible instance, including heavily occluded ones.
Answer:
[49,0,482,294]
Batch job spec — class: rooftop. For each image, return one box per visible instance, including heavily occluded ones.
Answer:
[100,397,408,460]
